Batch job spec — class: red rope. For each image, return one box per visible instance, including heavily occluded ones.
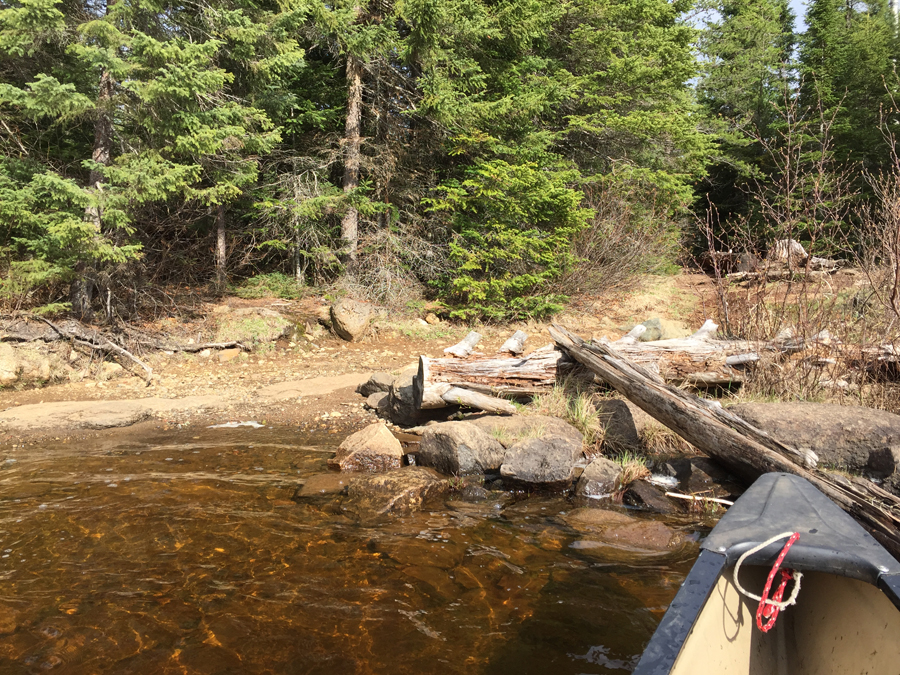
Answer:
[755,532,800,633]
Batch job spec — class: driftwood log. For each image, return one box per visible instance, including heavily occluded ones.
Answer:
[596,319,757,385]
[414,344,567,411]
[444,331,482,358]
[549,324,900,559]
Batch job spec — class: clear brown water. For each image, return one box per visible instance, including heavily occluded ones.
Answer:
[0,428,699,674]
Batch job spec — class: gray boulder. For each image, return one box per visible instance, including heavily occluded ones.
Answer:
[729,402,900,479]
[386,367,448,427]
[500,434,584,488]
[330,298,372,341]
[575,457,622,498]
[417,421,506,475]
[343,466,449,515]
[597,399,654,452]
[357,372,394,397]
[468,414,582,447]
[638,318,664,342]
[365,391,390,416]
[327,423,404,473]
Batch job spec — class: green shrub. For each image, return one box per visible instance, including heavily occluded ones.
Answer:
[426,160,589,320]
[234,273,304,300]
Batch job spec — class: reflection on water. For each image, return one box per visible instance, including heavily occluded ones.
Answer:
[0,428,697,674]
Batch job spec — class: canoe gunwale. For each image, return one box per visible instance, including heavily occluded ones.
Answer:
[633,473,900,675]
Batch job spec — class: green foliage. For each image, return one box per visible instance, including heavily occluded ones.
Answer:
[427,160,589,319]
[234,272,305,300]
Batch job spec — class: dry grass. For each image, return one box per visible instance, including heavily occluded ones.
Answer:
[524,382,604,452]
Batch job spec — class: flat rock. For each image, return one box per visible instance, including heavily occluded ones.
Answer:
[331,298,373,342]
[729,402,900,476]
[256,373,368,402]
[500,434,584,488]
[343,466,449,515]
[327,423,404,473]
[468,414,582,447]
[356,372,394,397]
[0,396,220,432]
[417,421,506,475]
[565,508,682,552]
[575,457,622,498]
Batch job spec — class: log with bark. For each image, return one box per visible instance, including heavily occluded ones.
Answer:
[549,324,900,559]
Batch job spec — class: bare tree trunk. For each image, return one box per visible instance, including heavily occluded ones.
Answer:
[216,203,227,290]
[340,54,363,268]
[73,46,114,322]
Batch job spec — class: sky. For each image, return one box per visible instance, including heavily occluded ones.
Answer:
[791,0,807,31]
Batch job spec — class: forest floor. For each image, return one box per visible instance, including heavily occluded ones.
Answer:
[0,273,719,446]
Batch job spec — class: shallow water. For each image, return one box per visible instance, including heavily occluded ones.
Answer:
[0,428,698,674]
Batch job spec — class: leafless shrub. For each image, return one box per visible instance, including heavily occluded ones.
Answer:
[552,182,680,297]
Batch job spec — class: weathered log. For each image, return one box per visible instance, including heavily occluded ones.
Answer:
[499,330,528,355]
[549,324,900,559]
[596,320,755,385]
[440,387,516,414]
[444,331,482,358]
[415,344,566,409]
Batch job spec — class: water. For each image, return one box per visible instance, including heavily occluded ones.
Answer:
[0,428,699,674]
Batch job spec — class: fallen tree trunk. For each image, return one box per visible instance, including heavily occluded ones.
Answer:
[414,344,566,409]
[549,323,900,559]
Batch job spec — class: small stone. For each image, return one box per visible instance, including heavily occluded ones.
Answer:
[218,348,241,363]
[424,313,441,325]
[199,349,212,358]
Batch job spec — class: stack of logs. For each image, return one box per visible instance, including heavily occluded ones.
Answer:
[412,320,899,416]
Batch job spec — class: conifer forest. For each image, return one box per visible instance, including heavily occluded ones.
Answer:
[1,0,899,321]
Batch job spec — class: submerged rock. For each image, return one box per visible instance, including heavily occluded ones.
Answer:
[297,473,352,498]
[565,508,682,552]
[417,421,506,475]
[343,466,450,515]
[327,423,404,473]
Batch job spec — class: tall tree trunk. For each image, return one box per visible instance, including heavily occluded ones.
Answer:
[73,49,114,322]
[216,203,227,290]
[340,54,363,268]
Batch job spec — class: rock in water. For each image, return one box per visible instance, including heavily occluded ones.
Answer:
[327,423,404,473]
[330,298,373,342]
[417,421,506,475]
[575,457,622,498]
[500,435,583,489]
[344,467,450,515]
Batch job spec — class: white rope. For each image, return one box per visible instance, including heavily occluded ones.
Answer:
[733,531,803,610]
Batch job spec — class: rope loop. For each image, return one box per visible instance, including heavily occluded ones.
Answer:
[733,531,802,633]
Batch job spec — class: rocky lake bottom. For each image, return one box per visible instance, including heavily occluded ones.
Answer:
[0,426,701,674]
